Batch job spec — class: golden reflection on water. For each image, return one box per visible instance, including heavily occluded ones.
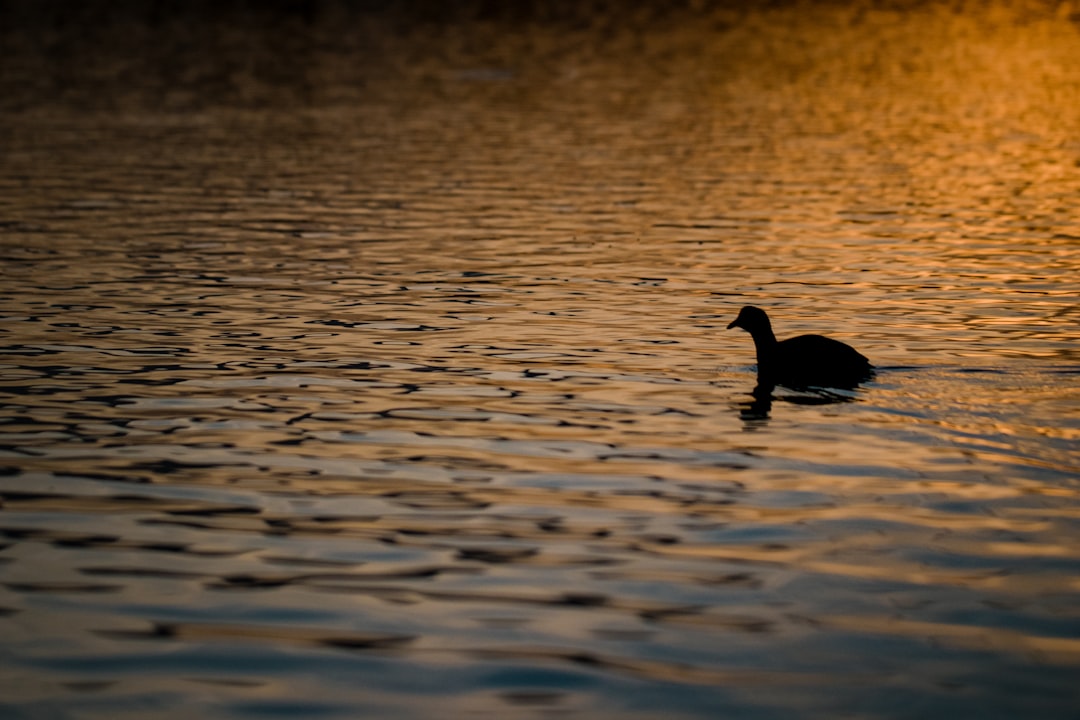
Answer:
[1,2,1079,718]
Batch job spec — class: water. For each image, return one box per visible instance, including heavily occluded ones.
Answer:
[1,2,1079,718]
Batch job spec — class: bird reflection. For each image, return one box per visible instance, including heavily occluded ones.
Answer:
[737,382,859,426]
[738,384,776,424]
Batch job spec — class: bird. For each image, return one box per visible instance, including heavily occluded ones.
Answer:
[727,305,873,390]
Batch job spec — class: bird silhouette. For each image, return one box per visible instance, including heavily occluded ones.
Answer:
[727,305,872,391]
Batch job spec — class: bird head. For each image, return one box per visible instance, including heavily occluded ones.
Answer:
[727,305,770,333]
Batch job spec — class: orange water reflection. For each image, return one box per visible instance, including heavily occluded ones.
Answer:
[1,2,1079,718]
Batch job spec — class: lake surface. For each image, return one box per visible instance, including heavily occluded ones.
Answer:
[1,2,1078,718]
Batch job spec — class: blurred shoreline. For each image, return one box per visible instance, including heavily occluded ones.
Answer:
[3,0,1079,113]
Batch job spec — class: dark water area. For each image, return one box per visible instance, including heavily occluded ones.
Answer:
[1,1,1079,718]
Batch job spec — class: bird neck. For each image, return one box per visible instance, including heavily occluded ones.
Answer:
[749,326,778,367]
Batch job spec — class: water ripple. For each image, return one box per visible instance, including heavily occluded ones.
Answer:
[2,2,1079,718]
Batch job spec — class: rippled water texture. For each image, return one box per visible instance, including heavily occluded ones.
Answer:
[1,2,1079,718]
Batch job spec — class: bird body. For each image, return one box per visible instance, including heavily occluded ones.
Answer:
[727,306,872,389]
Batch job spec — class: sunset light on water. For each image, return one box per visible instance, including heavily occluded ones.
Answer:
[1,1,1078,718]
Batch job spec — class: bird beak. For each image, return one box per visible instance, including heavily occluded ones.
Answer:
[726,319,740,330]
